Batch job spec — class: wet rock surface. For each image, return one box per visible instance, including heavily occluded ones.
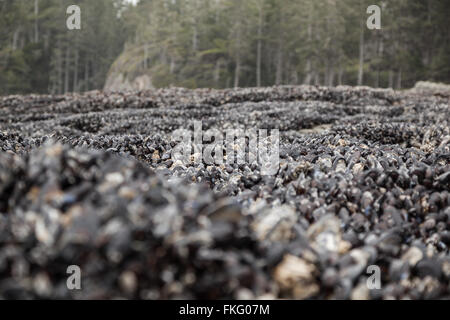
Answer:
[0,85,449,299]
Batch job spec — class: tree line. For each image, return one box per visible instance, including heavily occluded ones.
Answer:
[0,0,127,95]
[1,0,449,95]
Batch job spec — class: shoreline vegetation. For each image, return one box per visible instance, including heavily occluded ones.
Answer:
[1,0,449,95]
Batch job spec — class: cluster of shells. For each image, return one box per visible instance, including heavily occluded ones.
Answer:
[0,85,449,299]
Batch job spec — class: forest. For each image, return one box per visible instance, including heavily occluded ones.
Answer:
[0,0,449,95]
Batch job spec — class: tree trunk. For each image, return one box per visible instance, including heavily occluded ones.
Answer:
[214,59,221,86]
[73,49,79,92]
[144,44,148,69]
[44,31,50,51]
[12,28,20,50]
[375,35,383,88]
[275,40,283,85]
[314,70,320,86]
[303,5,313,85]
[234,55,241,88]
[424,0,433,77]
[85,60,89,92]
[192,25,198,52]
[338,65,343,85]
[388,70,394,88]
[256,3,263,87]
[234,21,242,88]
[357,20,364,86]
[396,69,402,89]
[375,69,380,88]
[58,48,63,94]
[54,38,63,94]
[64,47,70,93]
[328,68,335,87]
[34,0,39,43]
[170,56,175,74]
[304,60,312,85]
[292,70,299,85]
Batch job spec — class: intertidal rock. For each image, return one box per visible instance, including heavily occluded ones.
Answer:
[0,85,449,299]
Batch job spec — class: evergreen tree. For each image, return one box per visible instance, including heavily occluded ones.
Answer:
[0,0,449,95]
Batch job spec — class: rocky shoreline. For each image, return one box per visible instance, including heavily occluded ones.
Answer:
[0,85,449,299]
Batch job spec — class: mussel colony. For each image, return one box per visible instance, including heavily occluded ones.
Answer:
[0,85,449,299]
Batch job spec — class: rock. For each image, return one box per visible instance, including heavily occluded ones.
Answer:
[119,271,138,296]
[415,259,442,279]
[253,205,297,242]
[273,254,319,299]
[402,247,424,267]
[307,214,342,254]
[0,85,449,300]
[351,282,369,300]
